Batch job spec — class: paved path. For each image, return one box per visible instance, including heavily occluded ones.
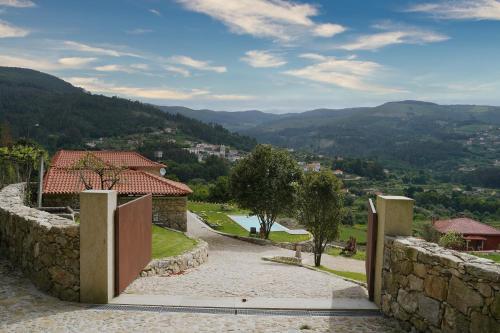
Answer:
[125,213,367,299]
[0,258,403,332]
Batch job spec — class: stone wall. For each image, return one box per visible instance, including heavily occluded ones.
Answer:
[0,184,80,301]
[381,236,500,333]
[151,196,187,232]
[141,238,208,276]
[45,194,188,232]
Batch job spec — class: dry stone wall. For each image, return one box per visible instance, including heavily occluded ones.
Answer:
[141,238,208,276]
[0,184,80,301]
[381,236,500,333]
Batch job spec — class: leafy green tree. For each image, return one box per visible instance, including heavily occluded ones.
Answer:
[230,144,302,239]
[296,170,344,266]
[208,176,231,203]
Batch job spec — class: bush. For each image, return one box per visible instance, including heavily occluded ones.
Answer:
[439,231,465,250]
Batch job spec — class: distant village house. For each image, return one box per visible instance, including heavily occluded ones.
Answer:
[433,217,500,251]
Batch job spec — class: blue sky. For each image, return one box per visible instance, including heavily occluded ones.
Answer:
[1,0,500,112]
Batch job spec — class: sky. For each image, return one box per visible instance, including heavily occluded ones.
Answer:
[1,0,500,112]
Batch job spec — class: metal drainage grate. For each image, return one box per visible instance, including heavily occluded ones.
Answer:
[91,304,381,317]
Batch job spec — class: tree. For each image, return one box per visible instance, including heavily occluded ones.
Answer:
[71,152,124,190]
[230,144,302,239]
[296,170,344,266]
[208,176,231,203]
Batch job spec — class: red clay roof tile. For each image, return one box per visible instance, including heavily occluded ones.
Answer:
[434,218,500,236]
[43,150,190,196]
[51,150,166,168]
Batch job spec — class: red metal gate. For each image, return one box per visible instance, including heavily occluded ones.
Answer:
[114,194,152,296]
[365,198,378,301]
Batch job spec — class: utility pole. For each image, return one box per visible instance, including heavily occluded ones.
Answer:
[37,155,44,207]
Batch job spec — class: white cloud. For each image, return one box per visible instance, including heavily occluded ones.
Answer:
[0,54,57,71]
[0,0,35,7]
[65,76,253,101]
[176,0,346,42]
[66,77,201,100]
[313,23,346,37]
[0,19,29,37]
[169,55,226,73]
[58,57,96,67]
[0,54,97,71]
[62,41,142,58]
[94,63,150,73]
[209,94,254,101]
[126,28,153,35]
[407,0,500,20]
[149,9,161,16]
[338,23,449,51]
[130,63,149,70]
[164,65,191,77]
[284,53,402,93]
[241,50,286,68]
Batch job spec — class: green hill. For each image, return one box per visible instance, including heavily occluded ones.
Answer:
[0,67,256,152]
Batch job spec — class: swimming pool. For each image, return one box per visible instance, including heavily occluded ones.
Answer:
[228,215,308,235]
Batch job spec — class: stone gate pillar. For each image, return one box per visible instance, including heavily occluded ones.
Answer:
[79,190,117,303]
[374,195,414,306]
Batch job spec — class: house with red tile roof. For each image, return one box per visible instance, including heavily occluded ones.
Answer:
[43,150,192,231]
[433,217,500,251]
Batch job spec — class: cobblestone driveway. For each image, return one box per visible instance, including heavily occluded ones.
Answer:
[126,213,367,299]
[0,258,402,332]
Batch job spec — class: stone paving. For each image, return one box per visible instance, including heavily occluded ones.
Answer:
[126,213,367,299]
[0,258,403,332]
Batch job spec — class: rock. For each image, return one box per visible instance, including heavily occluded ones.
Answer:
[447,276,484,315]
[397,289,418,313]
[409,274,424,291]
[491,293,500,320]
[470,311,500,333]
[424,275,448,301]
[442,305,469,333]
[413,263,427,278]
[417,294,441,326]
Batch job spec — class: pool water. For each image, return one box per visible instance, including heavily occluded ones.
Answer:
[228,215,308,235]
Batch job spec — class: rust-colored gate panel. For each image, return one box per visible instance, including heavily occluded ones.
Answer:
[114,194,152,296]
[365,198,378,301]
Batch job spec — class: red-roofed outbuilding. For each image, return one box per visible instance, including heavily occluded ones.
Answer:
[42,150,192,231]
[433,217,500,251]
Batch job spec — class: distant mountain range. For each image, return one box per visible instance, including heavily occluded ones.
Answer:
[0,67,256,152]
[160,101,500,171]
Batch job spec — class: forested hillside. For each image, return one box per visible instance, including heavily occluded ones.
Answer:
[0,67,256,152]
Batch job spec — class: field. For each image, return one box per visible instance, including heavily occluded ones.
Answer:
[339,224,367,245]
[152,225,198,259]
[318,266,367,283]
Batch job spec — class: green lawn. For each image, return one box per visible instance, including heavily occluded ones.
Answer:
[319,266,367,282]
[188,201,311,243]
[471,252,500,263]
[152,225,197,259]
[339,224,367,245]
[326,247,366,261]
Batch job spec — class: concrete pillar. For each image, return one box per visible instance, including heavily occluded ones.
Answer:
[79,190,117,303]
[374,195,414,306]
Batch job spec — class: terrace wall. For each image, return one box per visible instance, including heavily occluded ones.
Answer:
[0,184,80,301]
[381,236,500,332]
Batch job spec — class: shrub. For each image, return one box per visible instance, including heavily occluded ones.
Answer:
[439,231,465,250]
